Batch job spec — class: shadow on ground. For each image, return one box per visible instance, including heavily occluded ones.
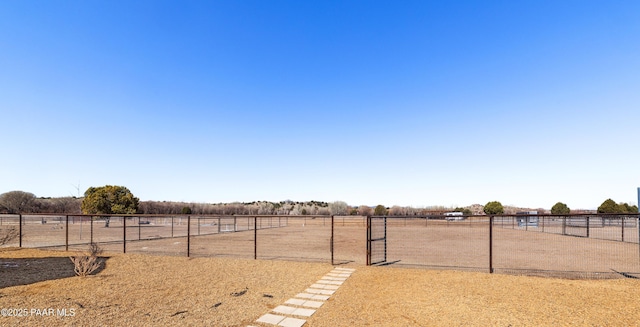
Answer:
[0,256,109,288]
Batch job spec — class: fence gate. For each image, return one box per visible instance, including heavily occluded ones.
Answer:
[367,216,387,265]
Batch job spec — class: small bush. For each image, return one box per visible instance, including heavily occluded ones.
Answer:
[69,243,103,277]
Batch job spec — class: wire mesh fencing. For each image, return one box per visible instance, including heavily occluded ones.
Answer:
[368,214,640,279]
[0,214,341,264]
[3,213,639,279]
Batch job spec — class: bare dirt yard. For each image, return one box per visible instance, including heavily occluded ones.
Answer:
[1,247,640,326]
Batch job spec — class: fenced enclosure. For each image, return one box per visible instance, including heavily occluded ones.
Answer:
[0,214,365,265]
[2,213,640,278]
[368,214,640,279]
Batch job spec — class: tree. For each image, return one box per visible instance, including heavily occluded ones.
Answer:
[181,206,192,214]
[328,201,349,215]
[596,199,639,214]
[551,202,571,215]
[373,205,388,216]
[619,202,638,214]
[358,205,373,216]
[81,185,139,227]
[483,201,504,215]
[0,191,36,213]
[597,199,620,214]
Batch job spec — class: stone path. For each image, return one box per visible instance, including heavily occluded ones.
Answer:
[249,267,355,327]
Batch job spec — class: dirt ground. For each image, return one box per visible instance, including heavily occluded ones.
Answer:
[1,248,639,327]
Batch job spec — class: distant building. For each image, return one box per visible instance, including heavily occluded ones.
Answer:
[516,211,538,227]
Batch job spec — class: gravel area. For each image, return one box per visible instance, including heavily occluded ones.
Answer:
[1,248,639,326]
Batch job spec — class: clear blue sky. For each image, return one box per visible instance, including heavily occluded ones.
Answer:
[1,1,639,209]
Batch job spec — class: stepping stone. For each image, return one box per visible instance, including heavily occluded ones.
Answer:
[285,298,306,306]
[304,288,334,295]
[327,273,351,278]
[310,283,329,289]
[310,284,340,290]
[257,313,286,325]
[295,293,315,299]
[300,300,324,309]
[321,276,346,281]
[314,295,330,301]
[317,280,343,285]
[291,307,315,317]
[272,305,297,315]
[333,267,355,272]
[279,317,306,327]
[295,293,330,301]
[285,298,325,309]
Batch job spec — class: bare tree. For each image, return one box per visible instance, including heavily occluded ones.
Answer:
[328,201,349,215]
[257,202,274,215]
[358,205,373,216]
[0,191,36,213]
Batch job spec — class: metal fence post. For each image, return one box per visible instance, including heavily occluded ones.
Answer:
[187,215,191,257]
[65,215,69,251]
[198,217,201,236]
[489,216,494,274]
[621,215,625,242]
[254,216,257,260]
[171,216,174,238]
[90,216,94,244]
[366,216,371,266]
[138,216,141,240]
[123,216,127,253]
[586,215,590,238]
[331,215,335,266]
[19,214,22,247]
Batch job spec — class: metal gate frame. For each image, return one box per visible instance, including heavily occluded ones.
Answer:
[366,216,387,265]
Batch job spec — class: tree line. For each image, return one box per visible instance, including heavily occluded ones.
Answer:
[482,200,638,215]
[1,187,637,216]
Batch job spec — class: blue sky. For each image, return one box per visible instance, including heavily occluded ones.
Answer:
[1,1,639,209]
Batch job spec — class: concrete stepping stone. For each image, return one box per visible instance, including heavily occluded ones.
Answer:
[320,276,346,281]
[257,313,286,325]
[295,293,330,301]
[285,298,324,309]
[304,288,335,295]
[272,305,316,317]
[278,317,307,327]
[310,283,340,290]
[316,280,343,285]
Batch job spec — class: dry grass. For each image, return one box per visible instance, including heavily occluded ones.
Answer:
[1,248,640,326]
